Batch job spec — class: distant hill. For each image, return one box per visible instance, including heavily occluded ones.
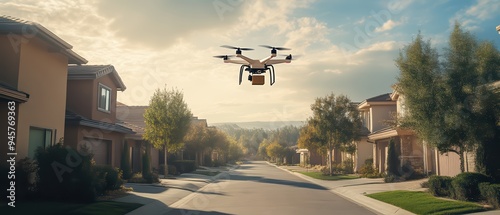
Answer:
[210,121,305,130]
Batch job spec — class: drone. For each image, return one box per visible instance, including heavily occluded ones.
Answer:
[214,45,294,86]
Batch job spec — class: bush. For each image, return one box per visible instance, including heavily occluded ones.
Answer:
[36,143,96,202]
[428,176,453,197]
[342,158,354,174]
[127,172,159,183]
[387,139,400,176]
[452,172,491,201]
[16,158,38,200]
[384,174,398,183]
[93,165,124,195]
[120,142,132,180]
[359,159,383,178]
[168,164,178,175]
[173,160,197,174]
[142,151,151,179]
[479,183,500,208]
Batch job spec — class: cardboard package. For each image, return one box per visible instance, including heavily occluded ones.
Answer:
[252,75,265,85]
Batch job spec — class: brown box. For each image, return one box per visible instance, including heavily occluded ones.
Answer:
[252,75,265,85]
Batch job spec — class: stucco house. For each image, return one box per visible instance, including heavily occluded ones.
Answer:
[0,16,87,160]
[116,104,160,173]
[64,65,133,167]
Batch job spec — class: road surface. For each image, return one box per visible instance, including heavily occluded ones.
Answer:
[167,161,376,215]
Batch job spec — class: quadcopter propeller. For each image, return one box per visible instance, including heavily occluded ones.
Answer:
[213,55,235,59]
[280,54,300,60]
[220,45,254,51]
[260,45,291,51]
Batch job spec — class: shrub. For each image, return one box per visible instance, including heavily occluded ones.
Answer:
[428,176,453,197]
[93,165,124,195]
[173,160,197,174]
[168,164,178,175]
[359,159,382,178]
[16,158,38,200]
[479,182,500,208]
[451,172,491,201]
[127,172,159,183]
[384,174,398,183]
[142,151,151,179]
[120,142,132,180]
[36,143,96,203]
[387,139,400,176]
[342,158,354,174]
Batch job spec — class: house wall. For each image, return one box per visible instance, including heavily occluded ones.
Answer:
[370,105,396,132]
[437,151,462,177]
[66,79,94,118]
[354,138,373,172]
[64,124,125,167]
[0,36,21,88]
[16,38,68,159]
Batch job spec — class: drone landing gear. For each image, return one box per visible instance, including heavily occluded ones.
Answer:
[239,65,275,86]
[266,65,275,86]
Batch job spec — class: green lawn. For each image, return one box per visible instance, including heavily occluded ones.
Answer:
[367,191,486,215]
[0,200,143,215]
[299,171,359,180]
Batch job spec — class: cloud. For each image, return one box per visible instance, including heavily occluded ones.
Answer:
[466,0,500,20]
[375,19,402,32]
[95,0,245,49]
[387,0,414,13]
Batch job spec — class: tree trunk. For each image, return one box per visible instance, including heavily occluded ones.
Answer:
[328,141,333,176]
[459,148,465,173]
[164,145,168,178]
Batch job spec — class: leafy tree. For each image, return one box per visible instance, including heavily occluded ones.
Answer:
[184,122,210,165]
[297,123,327,156]
[308,93,363,175]
[144,87,192,177]
[397,24,500,174]
[266,142,285,163]
[387,138,400,176]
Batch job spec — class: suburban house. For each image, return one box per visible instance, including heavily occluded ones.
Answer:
[358,93,399,174]
[297,148,324,167]
[116,103,160,173]
[64,65,133,167]
[0,16,87,160]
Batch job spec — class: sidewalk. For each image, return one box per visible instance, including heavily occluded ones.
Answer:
[273,163,500,215]
[114,165,236,215]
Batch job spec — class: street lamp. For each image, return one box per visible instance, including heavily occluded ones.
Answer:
[497,25,500,34]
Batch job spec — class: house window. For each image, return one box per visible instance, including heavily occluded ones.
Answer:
[98,84,111,112]
[28,127,53,159]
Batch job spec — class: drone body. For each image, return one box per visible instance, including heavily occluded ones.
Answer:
[214,45,294,86]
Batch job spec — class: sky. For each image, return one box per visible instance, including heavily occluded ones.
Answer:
[2,0,500,124]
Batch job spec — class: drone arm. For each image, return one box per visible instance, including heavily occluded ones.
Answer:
[260,54,276,64]
[266,59,291,65]
[224,59,248,65]
[236,54,255,64]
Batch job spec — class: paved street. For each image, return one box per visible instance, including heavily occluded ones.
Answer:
[167,161,375,215]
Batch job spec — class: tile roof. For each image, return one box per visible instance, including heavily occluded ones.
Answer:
[68,65,126,91]
[66,110,134,134]
[0,15,87,65]
[365,93,392,102]
[116,104,148,135]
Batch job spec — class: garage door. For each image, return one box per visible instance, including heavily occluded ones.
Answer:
[84,138,111,165]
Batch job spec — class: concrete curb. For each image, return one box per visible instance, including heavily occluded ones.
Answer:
[267,162,414,215]
[119,165,238,215]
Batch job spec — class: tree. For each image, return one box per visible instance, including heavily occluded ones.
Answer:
[144,87,192,178]
[396,24,500,174]
[386,138,400,176]
[308,93,363,175]
[120,141,132,179]
[266,142,285,163]
[184,122,210,165]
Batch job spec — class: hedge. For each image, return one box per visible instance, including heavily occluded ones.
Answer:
[451,172,491,201]
[479,182,500,208]
[428,175,453,197]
